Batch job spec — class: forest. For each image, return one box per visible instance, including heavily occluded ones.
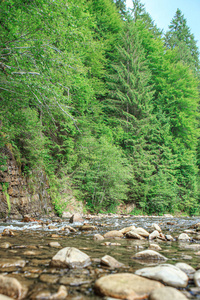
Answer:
[0,0,200,215]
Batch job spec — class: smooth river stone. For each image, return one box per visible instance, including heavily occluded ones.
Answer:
[175,262,195,278]
[149,287,188,300]
[50,247,91,268]
[104,230,123,238]
[194,270,200,287]
[135,264,189,288]
[94,273,163,299]
[0,275,27,299]
[101,255,124,268]
[129,228,150,238]
[133,250,167,261]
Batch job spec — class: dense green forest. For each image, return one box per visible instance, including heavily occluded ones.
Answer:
[0,0,200,215]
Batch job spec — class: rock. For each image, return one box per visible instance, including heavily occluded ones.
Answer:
[119,225,136,234]
[149,286,188,300]
[194,270,200,287]
[151,223,162,232]
[163,214,173,217]
[0,258,26,268]
[63,225,77,232]
[39,274,59,284]
[133,250,167,261]
[2,229,15,236]
[175,262,195,278]
[79,225,97,231]
[51,285,68,299]
[129,227,149,238]
[104,230,123,238]
[101,242,121,246]
[101,255,124,269]
[178,233,190,241]
[69,213,83,223]
[51,247,91,268]
[165,234,174,241]
[0,242,12,249]
[135,264,188,288]
[125,231,144,239]
[0,275,27,299]
[62,211,72,218]
[149,230,160,240]
[93,234,104,241]
[94,273,163,299]
[185,244,200,250]
[148,244,162,251]
[48,242,61,248]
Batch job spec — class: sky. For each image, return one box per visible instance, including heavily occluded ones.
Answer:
[126,0,200,51]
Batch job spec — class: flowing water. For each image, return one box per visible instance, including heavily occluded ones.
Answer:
[0,215,200,299]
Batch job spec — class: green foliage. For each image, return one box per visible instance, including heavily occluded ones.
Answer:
[71,136,131,211]
[1,182,11,215]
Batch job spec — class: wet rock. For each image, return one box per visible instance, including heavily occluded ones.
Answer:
[194,270,200,287]
[50,247,91,268]
[184,244,200,251]
[182,254,193,260]
[94,273,163,299]
[101,255,124,269]
[51,234,61,238]
[69,214,83,223]
[2,228,15,236]
[175,262,195,278]
[148,244,162,251]
[125,231,144,239]
[119,225,136,234]
[93,234,104,241]
[149,286,188,300]
[149,230,160,240]
[48,242,61,248]
[0,258,26,268]
[52,285,68,299]
[23,250,39,256]
[0,275,27,299]
[48,225,58,230]
[103,231,123,239]
[178,233,190,241]
[133,250,167,261]
[0,242,12,249]
[79,225,97,231]
[135,264,188,288]
[64,225,77,233]
[128,227,149,238]
[165,234,174,241]
[151,223,162,233]
[39,274,59,284]
[101,242,121,246]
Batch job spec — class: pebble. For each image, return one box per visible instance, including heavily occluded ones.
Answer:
[101,255,124,269]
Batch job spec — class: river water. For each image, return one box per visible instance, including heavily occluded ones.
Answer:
[0,214,200,299]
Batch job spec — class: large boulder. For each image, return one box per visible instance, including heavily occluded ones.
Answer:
[50,247,91,268]
[135,264,189,288]
[69,213,83,223]
[94,273,163,299]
